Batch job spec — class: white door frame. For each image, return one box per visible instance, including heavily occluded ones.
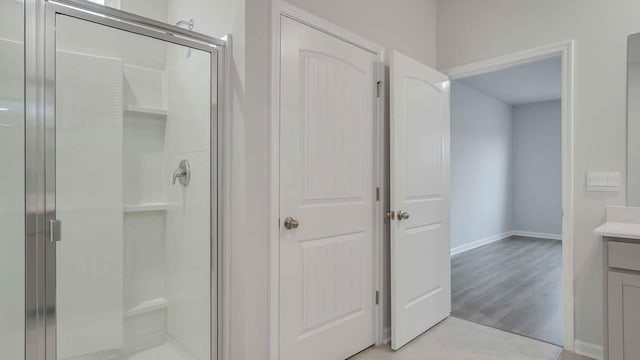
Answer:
[442,40,576,351]
[268,2,386,359]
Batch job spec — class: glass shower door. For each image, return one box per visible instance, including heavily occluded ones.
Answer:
[51,10,217,360]
[0,0,25,358]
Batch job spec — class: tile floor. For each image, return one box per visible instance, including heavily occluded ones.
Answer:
[349,317,592,360]
[128,340,196,360]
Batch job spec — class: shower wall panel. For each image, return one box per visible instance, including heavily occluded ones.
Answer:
[165,51,212,360]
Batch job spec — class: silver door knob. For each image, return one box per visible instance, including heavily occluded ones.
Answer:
[283,217,299,230]
[398,211,410,220]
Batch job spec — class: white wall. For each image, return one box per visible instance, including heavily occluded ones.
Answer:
[437,0,639,351]
[451,81,513,250]
[512,100,562,236]
[284,0,437,67]
[232,1,270,358]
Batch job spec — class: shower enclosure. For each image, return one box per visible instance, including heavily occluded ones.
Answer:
[2,1,224,359]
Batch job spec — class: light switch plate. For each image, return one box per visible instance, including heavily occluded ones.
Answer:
[587,171,621,192]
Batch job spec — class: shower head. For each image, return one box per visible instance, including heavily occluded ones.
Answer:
[175,19,194,31]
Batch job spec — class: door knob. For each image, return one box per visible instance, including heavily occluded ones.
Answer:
[398,211,410,220]
[283,217,299,230]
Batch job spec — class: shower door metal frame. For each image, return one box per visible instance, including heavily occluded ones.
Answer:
[25,1,226,359]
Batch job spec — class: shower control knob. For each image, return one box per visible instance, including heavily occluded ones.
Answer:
[172,159,191,187]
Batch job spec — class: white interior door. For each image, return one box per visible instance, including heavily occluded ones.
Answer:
[279,15,378,360]
[390,51,451,350]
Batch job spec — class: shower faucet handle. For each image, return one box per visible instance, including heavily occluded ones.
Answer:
[172,168,185,185]
[172,159,191,186]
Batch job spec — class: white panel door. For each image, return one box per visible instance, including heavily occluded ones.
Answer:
[279,16,378,360]
[390,51,451,350]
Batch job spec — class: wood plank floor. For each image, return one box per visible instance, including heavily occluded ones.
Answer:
[451,235,563,346]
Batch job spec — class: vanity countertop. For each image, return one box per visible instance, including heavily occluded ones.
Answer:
[595,206,640,240]
[594,221,640,240]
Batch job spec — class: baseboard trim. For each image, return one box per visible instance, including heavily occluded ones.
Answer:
[451,230,563,256]
[450,232,513,256]
[574,340,603,360]
[382,327,390,344]
[511,231,562,241]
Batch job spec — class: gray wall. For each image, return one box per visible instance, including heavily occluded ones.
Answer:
[451,81,513,250]
[512,101,562,235]
[451,82,562,252]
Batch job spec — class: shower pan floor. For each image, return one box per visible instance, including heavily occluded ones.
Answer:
[129,340,197,360]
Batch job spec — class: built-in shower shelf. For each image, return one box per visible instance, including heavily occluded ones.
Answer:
[124,203,169,213]
[125,297,168,318]
[125,105,168,116]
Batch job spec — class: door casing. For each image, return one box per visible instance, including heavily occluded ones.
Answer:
[442,40,576,352]
[24,1,227,359]
[268,2,386,360]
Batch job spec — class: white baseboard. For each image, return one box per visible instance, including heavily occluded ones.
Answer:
[382,327,391,344]
[450,232,513,256]
[451,230,563,256]
[511,230,562,241]
[574,340,603,360]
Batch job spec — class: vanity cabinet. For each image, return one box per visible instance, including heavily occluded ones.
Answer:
[606,240,640,360]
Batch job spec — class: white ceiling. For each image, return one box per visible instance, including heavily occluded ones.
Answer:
[456,56,562,105]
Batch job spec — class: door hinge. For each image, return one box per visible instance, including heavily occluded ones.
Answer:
[375,290,380,305]
[376,187,380,201]
[376,80,383,98]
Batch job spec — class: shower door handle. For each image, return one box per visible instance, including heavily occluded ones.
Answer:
[49,219,62,243]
